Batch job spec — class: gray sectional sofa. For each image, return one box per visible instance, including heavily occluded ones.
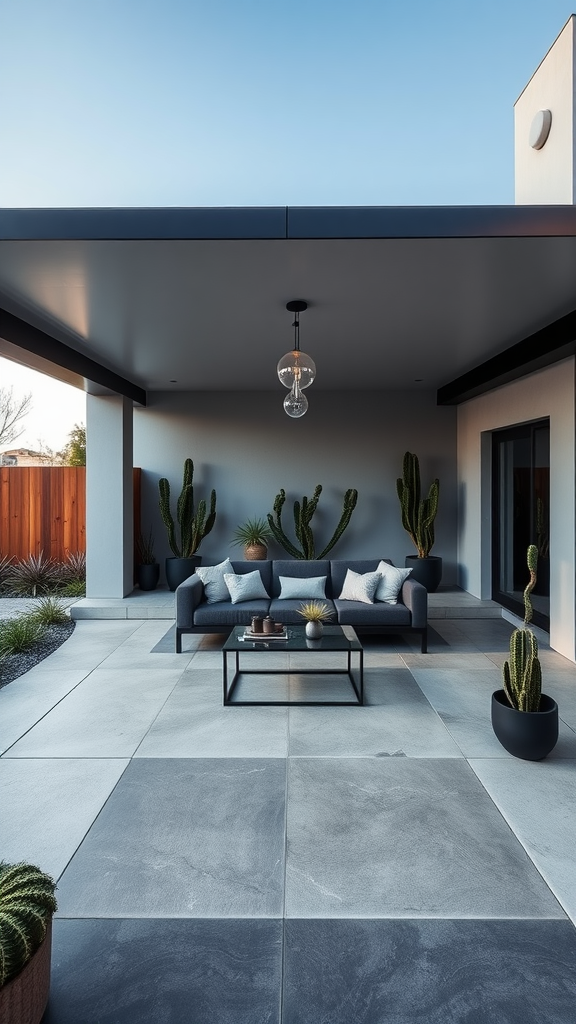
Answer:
[175,558,428,653]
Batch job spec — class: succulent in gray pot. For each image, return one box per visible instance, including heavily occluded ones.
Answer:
[492,544,558,761]
[159,458,217,590]
[397,451,441,592]
[297,600,334,639]
[0,861,58,1024]
[135,529,160,591]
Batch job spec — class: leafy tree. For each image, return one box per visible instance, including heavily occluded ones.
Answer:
[0,387,32,448]
[58,424,86,466]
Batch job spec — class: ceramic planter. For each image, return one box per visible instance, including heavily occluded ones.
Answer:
[165,556,201,591]
[405,555,442,592]
[244,543,267,561]
[137,563,160,591]
[491,689,558,761]
[305,620,324,639]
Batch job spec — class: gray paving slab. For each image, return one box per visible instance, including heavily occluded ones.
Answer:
[288,669,462,757]
[470,758,576,925]
[0,668,88,753]
[283,918,576,1024]
[56,758,286,918]
[44,918,282,1024]
[3,667,185,758]
[0,757,129,879]
[411,668,576,759]
[284,758,565,918]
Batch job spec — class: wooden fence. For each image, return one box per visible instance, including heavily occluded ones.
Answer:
[0,467,143,564]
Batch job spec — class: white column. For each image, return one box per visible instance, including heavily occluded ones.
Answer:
[86,394,133,597]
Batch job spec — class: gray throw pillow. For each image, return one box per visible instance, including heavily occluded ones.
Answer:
[195,558,233,603]
[338,569,381,604]
[278,575,327,600]
[224,570,269,604]
[375,561,412,604]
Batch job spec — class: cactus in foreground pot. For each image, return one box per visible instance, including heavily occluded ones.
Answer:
[396,452,439,558]
[0,862,57,986]
[502,544,542,713]
[267,485,358,559]
[158,458,217,557]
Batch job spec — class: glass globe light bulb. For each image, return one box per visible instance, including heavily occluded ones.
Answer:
[277,350,316,390]
[283,381,308,418]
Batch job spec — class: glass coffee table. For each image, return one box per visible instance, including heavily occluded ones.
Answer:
[222,624,364,706]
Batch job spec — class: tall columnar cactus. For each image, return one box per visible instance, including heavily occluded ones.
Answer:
[158,458,217,558]
[267,485,358,559]
[502,544,542,713]
[396,452,439,558]
[0,862,57,986]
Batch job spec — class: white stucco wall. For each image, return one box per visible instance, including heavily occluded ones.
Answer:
[133,389,457,581]
[515,16,575,204]
[457,358,576,660]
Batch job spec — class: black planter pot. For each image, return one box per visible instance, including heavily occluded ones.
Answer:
[405,555,442,593]
[165,556,202,592]
[491,689,558,761]
[137,563,160,591]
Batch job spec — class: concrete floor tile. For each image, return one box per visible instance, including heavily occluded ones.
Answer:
[401,651,498,670]
[56,758,286,917]
[283,918,576,1024]
[470,758,576,924]
[284,758,564,918]
[44,918,282,1024]
[4,668,185,757]
[0,669,88,753]
[0,758,128,878]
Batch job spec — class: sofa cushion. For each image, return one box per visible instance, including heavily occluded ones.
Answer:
[278,575,327,600]
[230,560,273,594]
[330,559,389,597]
[195,558,234,603]
[193,599,270,627]
[335,600,411,626]
[375,561,412,604]
[269,598,336,624]
[338,569,381,604]
[271,560,331,597]
[224,569,270,604]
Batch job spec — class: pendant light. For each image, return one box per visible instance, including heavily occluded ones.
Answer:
[277,300,316,418]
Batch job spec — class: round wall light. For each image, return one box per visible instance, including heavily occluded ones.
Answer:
[529,109,552,150]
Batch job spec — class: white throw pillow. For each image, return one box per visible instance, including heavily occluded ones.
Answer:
[195,558,234,603]
[338,569,381,604]
[375,561,412,604]
[224,570,269,604]
[278,575,327,600]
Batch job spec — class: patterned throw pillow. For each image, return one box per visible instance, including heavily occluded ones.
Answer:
[338,569,381,604]
[223,570,270,604]
[195,558,234,603]
[278,575,327,600]
[375,561,412,604]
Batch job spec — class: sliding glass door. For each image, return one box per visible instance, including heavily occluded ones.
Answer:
[492,420,550,630]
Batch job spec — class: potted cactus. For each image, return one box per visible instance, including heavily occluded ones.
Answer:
[0,861,58,1024]
[267,485,358,560]
[397,451,441,591]
[491,544,558,760]
[158,459,217,590]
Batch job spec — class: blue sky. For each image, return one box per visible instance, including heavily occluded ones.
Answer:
[1,0,574,207]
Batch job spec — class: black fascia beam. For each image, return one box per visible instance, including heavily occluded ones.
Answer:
[437,309,576,406]
[0,308,147,406]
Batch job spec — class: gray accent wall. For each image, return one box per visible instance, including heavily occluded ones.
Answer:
[133,390,457,584]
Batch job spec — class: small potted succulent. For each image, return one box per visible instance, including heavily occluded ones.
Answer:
[297,600,334,639]
[135,529,159,591]
[491,544,558,760]
[231,517,273,560]
[0,861,58,1024]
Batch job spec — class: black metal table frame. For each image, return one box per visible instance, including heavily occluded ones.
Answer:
[222,630,364,706]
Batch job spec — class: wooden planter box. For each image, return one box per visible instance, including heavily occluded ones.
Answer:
[0,920,52,1024]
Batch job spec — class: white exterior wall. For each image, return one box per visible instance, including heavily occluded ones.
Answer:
[457,359,576,661]
[515,16,575,204]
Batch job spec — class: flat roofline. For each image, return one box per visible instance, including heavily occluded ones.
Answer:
[2,205,576,240]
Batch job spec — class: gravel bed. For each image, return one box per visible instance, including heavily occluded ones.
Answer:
[0,620,76,689]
